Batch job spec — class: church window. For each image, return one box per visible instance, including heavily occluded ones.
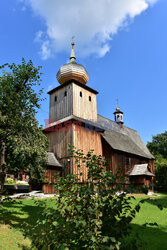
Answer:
[89,96,91,102]
[125,157,131,170]
[55,96,57,102]
[80,91,82,97]
[64,91,67,97]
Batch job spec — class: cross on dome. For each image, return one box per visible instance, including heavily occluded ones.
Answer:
[70,42,76,62]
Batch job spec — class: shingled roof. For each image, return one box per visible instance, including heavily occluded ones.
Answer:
[47,152,62,167]
[97,114,154,160]
[129,164,155,176]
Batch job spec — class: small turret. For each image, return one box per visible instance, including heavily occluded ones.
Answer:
[114,106,124,125]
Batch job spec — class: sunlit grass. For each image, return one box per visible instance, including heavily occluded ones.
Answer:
[132,193,167,250]
[0,194,167,249]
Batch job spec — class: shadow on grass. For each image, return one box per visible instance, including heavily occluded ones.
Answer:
[0,200,44,227]
[0,198,167,250]
[138,193,167,211]
[0,199,46,249]
[130,223,167,250]
[151,193,167,208]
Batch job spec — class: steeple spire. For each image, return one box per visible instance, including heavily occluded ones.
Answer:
[70,42,76,62]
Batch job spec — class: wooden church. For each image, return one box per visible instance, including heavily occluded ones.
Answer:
[43,43,155,193]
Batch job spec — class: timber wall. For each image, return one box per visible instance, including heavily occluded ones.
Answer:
[73,124,103,180]
[49,84,73,122]
[45,129,73,159]
[72,83,97,121]
[49,82,98,122]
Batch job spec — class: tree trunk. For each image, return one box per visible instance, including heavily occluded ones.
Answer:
[0,144,7,199]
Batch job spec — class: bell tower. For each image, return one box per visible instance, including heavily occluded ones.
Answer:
[44,43,104,185]
[48,43,98,122]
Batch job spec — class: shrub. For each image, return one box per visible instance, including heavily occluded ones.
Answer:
[23,146,162,249]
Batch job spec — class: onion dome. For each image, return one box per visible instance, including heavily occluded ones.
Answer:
[114,106,123,114]
[57,42,89,85]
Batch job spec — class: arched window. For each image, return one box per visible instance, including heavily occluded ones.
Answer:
[64,91,67,97]
[55,96,57,102]
[80,91,82,97]
[89,96,91,102]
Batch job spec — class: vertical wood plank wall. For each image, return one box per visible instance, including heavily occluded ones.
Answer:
[73,83,97,121]
[73,124,102,180]
[49,82,98,122]
[49,83,73,121]
[43,168,61,193]
[44,129,73,193]
[45,129,73,159]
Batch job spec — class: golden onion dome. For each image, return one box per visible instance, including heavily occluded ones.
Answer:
[56,43,89,85]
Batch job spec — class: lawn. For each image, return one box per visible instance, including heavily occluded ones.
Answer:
[132,193,167,250]
[0,194,167,249]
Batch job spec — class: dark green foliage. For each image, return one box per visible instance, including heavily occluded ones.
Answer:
[147,131,167,158]
[147,131,167,191]
[23,145,162,249]
[0,59,48,196]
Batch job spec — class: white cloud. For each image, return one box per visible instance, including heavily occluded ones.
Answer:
[22,0,158,59]
[34,31,51,60]
[40,40,51,60]
[146,0,158,4]
[34,30,43,43]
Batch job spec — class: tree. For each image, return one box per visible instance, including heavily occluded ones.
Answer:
[147,131,167,191]
[0,59,48,197]
[147,131,167,158]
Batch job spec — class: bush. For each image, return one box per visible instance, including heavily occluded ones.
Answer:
[23,146,162,249]
[5,178,15,184]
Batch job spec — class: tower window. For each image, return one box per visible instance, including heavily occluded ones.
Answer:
[55,96,57,102]
[89,96,91,102]
[64,91,67,97]
[80,91,82,97]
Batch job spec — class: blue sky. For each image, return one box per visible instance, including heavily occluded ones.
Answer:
[0,0,166,144]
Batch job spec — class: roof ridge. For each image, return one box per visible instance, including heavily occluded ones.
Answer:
[97,114,137,132]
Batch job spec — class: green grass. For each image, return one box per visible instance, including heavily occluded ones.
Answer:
[131,193,167,250]
[0,194,167,249]
[0,198,55,249]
